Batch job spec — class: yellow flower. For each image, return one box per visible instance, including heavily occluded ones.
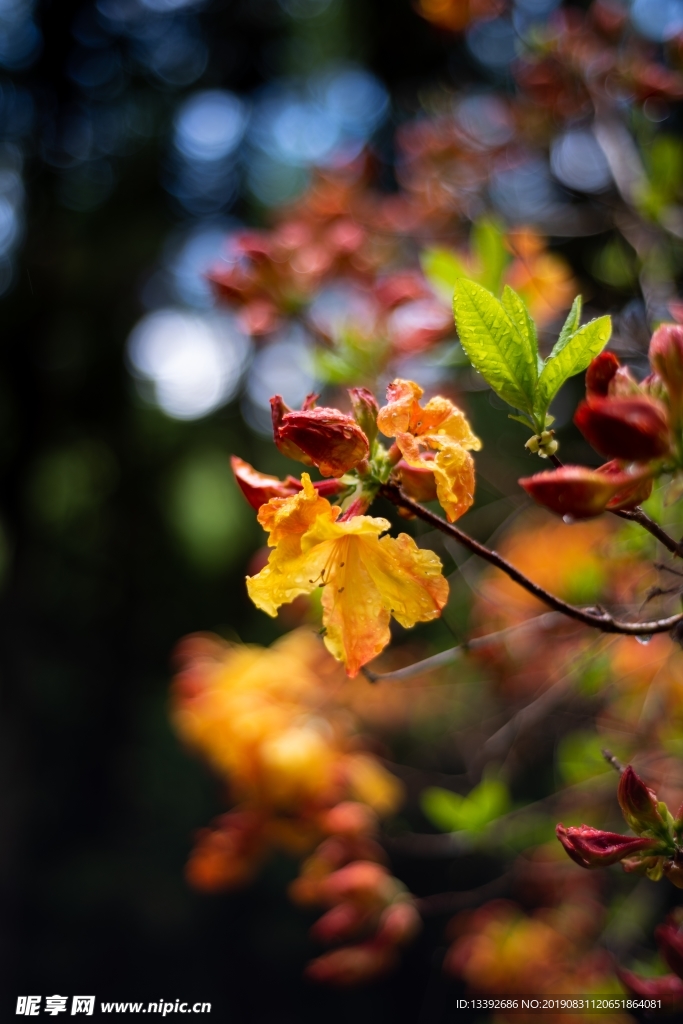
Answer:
[247,475,449,676]
[377,379,481,522]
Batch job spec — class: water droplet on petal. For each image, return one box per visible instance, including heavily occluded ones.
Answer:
[636,634,652,645]
[562,515,575,525]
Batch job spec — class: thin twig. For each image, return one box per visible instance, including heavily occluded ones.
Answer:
[363,612,565,683]
[385,773,616,858]
[612,506,683,558]
[380,484,683,637]
[415,873,511,916]
[602,748,625,774]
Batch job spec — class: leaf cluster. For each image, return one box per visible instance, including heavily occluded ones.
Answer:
[453,279,611,436]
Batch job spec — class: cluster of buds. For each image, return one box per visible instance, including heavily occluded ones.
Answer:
[556,765,683,885]
[444,896,623,1021]
[171,630,404,891]
[206,167,391,338]
[619,910,683,1004]
[521,325,683,519]
[289,802,421,986]
[513,4,683,125]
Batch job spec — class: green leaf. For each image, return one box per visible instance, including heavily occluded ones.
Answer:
[420,788,464,832]
[501,285,539,370]
[421,778,510,834]
[472,218,508,294]
[420,247,468,304]
[453,278,538,414]
[548,295,582,360]
[508,412,535,428]
[534,315,611,419]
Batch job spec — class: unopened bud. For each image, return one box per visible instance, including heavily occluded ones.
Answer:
[574,396,671,461]
[348,387,380,446]
[271,395,315,465]
[619,967,683,1001]
[322,861,399,907]
[525,430,558,458]
[519,465,650,519]
[618,765,666,835]
[375,901,422,947]
[311,903,367,944]
[320,802,379,838]
[305,942,397,986]
[277,407,370,477]
[231,456,302,510]
[650,323,683,426]
[656,914,683,976]
[231,456,342,510]
[556,822,659,868]
[586,351,621,397]
[600,460,654,510]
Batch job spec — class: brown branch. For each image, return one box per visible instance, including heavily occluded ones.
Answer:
[612,506,683,558]
[379,483,683,637]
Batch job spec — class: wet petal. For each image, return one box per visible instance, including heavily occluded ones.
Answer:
[377,379,423,437]
[258,474,339,546]
[362,532,449,628]
[321,536,392,677]
[247,538,332,617]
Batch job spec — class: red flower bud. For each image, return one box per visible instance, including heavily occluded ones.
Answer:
[375,901,421,947]
[519,464,651,519]
[271,395,315,465]
[231,456,341,511]
[322,861,398,906]
[586,351,620,397]
[320,802,379,838]
[599,460,654,510]
[656,916,683,978]
[231,456,302,509]
[574,397,671,461]
[618,765,665,834]
[618,967,683,1002]
[556,823,659,868]
[650,323,683,425]
[305,941,397,986]
[278,407,370,477]
[311,903,368,944]
[348,387,379,446]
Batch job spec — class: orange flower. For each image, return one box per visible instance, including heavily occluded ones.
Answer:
[377,379,481,522]
[246,475,449,676]
[504,229,576,327]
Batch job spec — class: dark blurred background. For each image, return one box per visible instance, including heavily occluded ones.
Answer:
[0,2,471,1020]
[4,0,681,1020]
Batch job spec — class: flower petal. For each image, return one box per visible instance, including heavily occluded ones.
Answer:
[421,396,482,449]
[397,432,476,522]
[362,532,449,628]
[247,540,331,617]
[320,536,392,677]
[376,379,423,437]
[257,474,339,547]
